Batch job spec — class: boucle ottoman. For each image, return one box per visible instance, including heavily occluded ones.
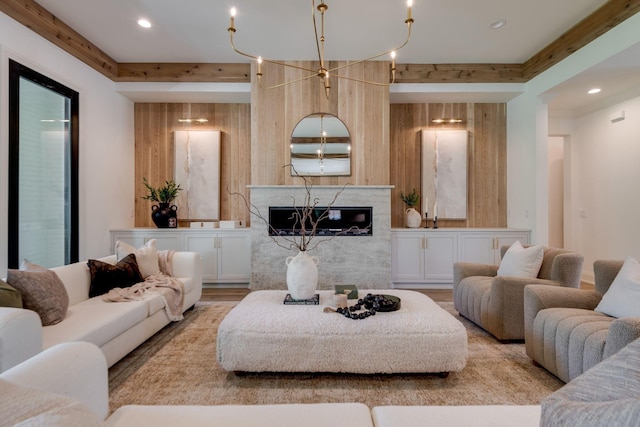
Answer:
[217,289,467,374]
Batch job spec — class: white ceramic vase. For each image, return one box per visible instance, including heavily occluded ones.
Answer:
[286,250,320,300]
[405,207,422,228]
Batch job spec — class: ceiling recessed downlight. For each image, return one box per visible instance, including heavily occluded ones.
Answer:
[138,18,152,28]
[490,19,506,29]
[588,88,601,94]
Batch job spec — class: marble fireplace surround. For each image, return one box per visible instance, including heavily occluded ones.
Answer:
[249,185,393,291]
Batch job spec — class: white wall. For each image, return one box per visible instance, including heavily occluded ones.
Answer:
[507,12,640,279]
[547,136,564,248]
[563,97,640,281]
[0,11,135,276]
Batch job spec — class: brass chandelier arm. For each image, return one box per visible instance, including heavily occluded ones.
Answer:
[229,33,319,74]
[325,24,412,75]
[227,0,414,96]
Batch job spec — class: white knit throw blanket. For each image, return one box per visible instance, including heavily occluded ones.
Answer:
[102,250,185,321]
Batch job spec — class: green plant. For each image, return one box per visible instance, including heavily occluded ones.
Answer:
[142,177,182,203]
[400,188,420,208]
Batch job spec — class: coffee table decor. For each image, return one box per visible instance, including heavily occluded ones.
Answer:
[325,293,401,319]
[283,293,320,305]
[217,289,468,375]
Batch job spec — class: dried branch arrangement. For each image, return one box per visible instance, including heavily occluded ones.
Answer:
[229,166,366,252]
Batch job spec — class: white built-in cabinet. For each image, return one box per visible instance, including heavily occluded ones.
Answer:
[110,228,251,285]
[391,228,530,288]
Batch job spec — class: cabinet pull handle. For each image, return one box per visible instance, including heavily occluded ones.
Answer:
[424,236,428,250]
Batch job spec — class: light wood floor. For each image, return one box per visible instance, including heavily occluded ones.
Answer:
[201,288,453,302]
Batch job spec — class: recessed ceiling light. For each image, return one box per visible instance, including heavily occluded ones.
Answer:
[490,19,506,30]
[588,88,601,94]
[138,18,152,28]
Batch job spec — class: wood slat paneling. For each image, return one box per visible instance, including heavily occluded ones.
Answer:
[251,60,389,186]
[389,103,507,228]
[134,103,251,227]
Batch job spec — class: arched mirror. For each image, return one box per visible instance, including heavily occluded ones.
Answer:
[290,113,351,176]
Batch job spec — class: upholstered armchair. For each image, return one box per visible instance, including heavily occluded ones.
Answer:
[453,246,584,341]
[524,259,640,383]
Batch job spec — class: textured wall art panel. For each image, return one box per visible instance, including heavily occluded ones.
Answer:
[174,130,220,220]
[421,130,468,219]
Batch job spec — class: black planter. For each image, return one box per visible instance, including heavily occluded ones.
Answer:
[151,203,178,228]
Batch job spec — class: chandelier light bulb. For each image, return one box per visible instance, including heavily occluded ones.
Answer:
[406,0,413,22]
[229,7,236,31]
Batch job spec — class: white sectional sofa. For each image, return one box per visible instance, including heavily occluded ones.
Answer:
[4,339,640,426]
[0,252,202,371]
[3,330,640,426]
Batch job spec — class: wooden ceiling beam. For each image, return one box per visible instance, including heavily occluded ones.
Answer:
[0,0,118,79]
[394,63,526,83]
[1,0,638,84]
[523,0,640,79]
[116,63,251,82]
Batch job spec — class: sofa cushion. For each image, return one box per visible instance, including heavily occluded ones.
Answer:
[106,403,374,427]
[87,254,144,298]
[372,405,541,427]
[0,378,104,427]
[497,241,544,278]
[0,279,22,308]
[116,239,160,279]
[595,256,640,318]
[7,262,70,326]
[42,296,149,350]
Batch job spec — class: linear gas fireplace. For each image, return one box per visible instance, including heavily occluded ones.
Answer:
[268,206,372,236]
[249,185,392,290]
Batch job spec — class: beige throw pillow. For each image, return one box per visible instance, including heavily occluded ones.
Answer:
[6,261,69,326]
[497,241,544,278]
[115,239,160,278]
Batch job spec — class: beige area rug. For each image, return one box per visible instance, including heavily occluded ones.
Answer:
[108,301,563,412]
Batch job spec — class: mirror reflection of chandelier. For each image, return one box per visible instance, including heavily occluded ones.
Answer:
[227,0,414,99]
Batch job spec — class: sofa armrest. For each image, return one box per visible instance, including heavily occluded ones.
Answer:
[0,341,109,420]
[541,337,640,426]
[604,317,640,358]
[550,252,584,288]
[487,277,562,340]
[453,262,498,289]
[524,285,601,350]
[172,252,202,284]
[0,307,42,373]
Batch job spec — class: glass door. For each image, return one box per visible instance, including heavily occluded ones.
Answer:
[8,60,79,268]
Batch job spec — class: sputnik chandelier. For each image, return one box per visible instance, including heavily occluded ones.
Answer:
[227,0,414,98]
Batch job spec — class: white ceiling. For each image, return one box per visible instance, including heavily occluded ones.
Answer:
[33,0,640,114]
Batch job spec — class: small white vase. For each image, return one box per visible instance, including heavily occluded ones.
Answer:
[286,250,320,300]
[405,207,422,228]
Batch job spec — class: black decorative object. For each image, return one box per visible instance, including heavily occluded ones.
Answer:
[433,216,438,229]
[424,211,429,228]
[333,293,401,320]
[151,203,178,228]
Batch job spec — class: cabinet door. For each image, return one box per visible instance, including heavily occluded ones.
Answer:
[184,233,218,283]
[391,232,426,282]
[110,232,145,252]
[424,232,457,282]
[494,232,530,263]
[458,233,496,265]
[217,233,251,282]
[142,234,182,251]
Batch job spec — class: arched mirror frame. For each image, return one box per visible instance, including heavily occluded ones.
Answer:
[290,113,351,176]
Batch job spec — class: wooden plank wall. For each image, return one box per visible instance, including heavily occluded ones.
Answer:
[389,103,507,228]
[134,103,251,227]
[251,60,390,186]
[133,99,506,229]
